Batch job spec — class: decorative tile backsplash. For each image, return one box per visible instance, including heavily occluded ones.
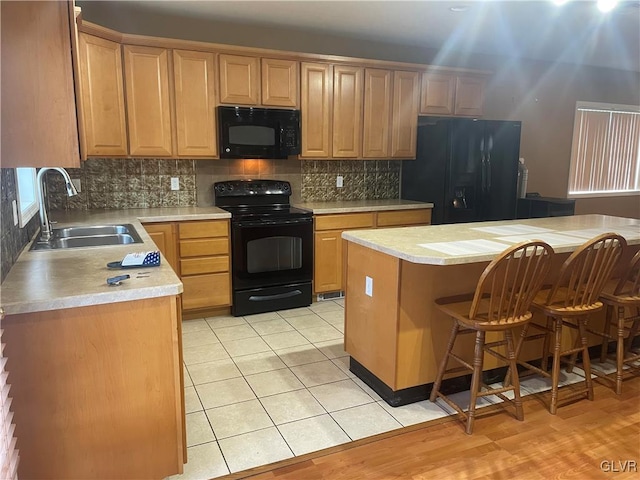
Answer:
[300,160,401,202]
[0,168,40,283]
[45,158,197,210]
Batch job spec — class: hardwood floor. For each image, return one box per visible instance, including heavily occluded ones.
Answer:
[223,376,640,480]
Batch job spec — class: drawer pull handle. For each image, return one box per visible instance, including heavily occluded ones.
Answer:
[249,290,302,302]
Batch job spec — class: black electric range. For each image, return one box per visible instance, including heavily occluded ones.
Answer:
[214,180,313,316]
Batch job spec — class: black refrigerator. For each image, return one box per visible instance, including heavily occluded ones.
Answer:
[401,117,522,225]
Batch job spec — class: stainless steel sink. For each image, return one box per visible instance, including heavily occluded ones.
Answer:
[30,224,143,250]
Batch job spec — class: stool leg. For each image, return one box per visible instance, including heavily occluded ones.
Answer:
[430,321,459,403]
[623,310,640,356]
[578,317,594,401]
[505,323,529,387]
[601,305,613,363]
[541,316,553,373]
[466,330,485,435]
[549,317,563,415]
[616,306,625,395]
[505,329,523,421]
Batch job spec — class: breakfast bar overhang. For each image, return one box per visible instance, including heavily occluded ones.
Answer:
[342,215,640,406]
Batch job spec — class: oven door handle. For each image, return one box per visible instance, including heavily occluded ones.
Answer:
[248,290,303,302]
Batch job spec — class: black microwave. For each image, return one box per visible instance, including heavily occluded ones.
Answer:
[218,106,301,159]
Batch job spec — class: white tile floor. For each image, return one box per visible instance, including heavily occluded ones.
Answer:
[168,299,593,480]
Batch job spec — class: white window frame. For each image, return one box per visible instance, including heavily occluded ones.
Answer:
[15,167,39,228]
[567,101,640,199]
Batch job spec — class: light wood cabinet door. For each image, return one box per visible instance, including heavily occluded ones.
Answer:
[1,1,80,168]
[363,69,392,158]
[391,70,419,159]
[300,62,333,158]
[173,49,217,157]
[219,54,260,105]
[314,230,343,293]
[420,72,455,115]
[332,65,363,158]
[455,75,486,117]
[123,45,173,156]
[78,33,128,156]
[182,274,231,310]
[261,58,298,107]
[143,222,178,273]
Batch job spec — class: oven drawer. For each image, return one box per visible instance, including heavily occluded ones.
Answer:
[180,238,229,257]
[179,220,228,239]
[180,256,229,276]
[315,212,375,231]
[182,274,231,310]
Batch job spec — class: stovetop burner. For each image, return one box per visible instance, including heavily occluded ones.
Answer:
[213,179,311,221]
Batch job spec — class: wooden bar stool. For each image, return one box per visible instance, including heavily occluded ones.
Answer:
[513,233,626,414]
[430,240,554,435]
[587,249,640,394]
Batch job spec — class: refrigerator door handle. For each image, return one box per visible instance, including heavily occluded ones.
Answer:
[486,153,492,192]
[480,153,487,193]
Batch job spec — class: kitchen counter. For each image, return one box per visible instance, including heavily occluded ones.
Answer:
[342,214,640,406]
[294,199,433,214]
[342,214,640,265]
[0,207,230,315]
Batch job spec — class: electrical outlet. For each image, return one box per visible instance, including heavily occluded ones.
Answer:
[365,276,373,297]
[71,178,81,193]
[336,175,344,188]
[170,177,180,191]
[11,200,18,226]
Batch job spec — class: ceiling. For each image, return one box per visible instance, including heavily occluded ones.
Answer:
[119,0,640,72]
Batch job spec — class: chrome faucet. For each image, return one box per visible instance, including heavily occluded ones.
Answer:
[36,167,78,242]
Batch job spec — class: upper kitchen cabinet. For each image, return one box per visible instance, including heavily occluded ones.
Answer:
[332,66,364,158]
[77,33,128,157]
[391,70,420,159]
[218,54,261,105]
[261,58,298,107]
[173,49,217,157]
[420,71,487,117]
[218,54,299,107]
[420,72,455,116]
[300,62,333,158]
[1,1,80,168]
[123,45,173,156]
[362,69,392,158]
[454,74,486,117]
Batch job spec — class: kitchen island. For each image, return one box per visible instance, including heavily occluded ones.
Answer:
[0,207,229,479]
[342,214,640,406]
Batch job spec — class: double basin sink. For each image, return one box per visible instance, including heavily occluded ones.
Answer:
[30,224,143,250]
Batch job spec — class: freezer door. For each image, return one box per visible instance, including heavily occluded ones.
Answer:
[478,121,521,221]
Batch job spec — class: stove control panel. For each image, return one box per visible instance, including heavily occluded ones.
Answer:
[214,179,291,198]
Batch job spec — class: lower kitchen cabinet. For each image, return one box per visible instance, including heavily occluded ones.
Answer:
[143,222,178,272]
[179,220,231,312]
[313,209,432,295]
[3,296,185,479]
[144,220,232,314]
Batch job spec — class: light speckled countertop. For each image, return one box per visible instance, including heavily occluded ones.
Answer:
[1,207,230,315]
[294,199,433,214]
[342,215,640,265]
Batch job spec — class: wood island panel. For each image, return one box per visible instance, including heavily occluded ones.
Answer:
[3,297,184,479]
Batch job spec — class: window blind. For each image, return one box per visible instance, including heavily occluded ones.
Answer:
[0,309,19,480]
[568,103,640,196]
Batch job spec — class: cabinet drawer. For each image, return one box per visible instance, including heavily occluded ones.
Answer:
[182,273,231,310]
[180,238,229,257]
[376,209,432,227]
[315,213,375,231]
[180,256,229,276]
[179,221,228,239]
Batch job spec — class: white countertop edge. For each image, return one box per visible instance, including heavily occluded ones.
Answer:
[295,202,434,215]
[2,283,183,316]
[137,212,231,222]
